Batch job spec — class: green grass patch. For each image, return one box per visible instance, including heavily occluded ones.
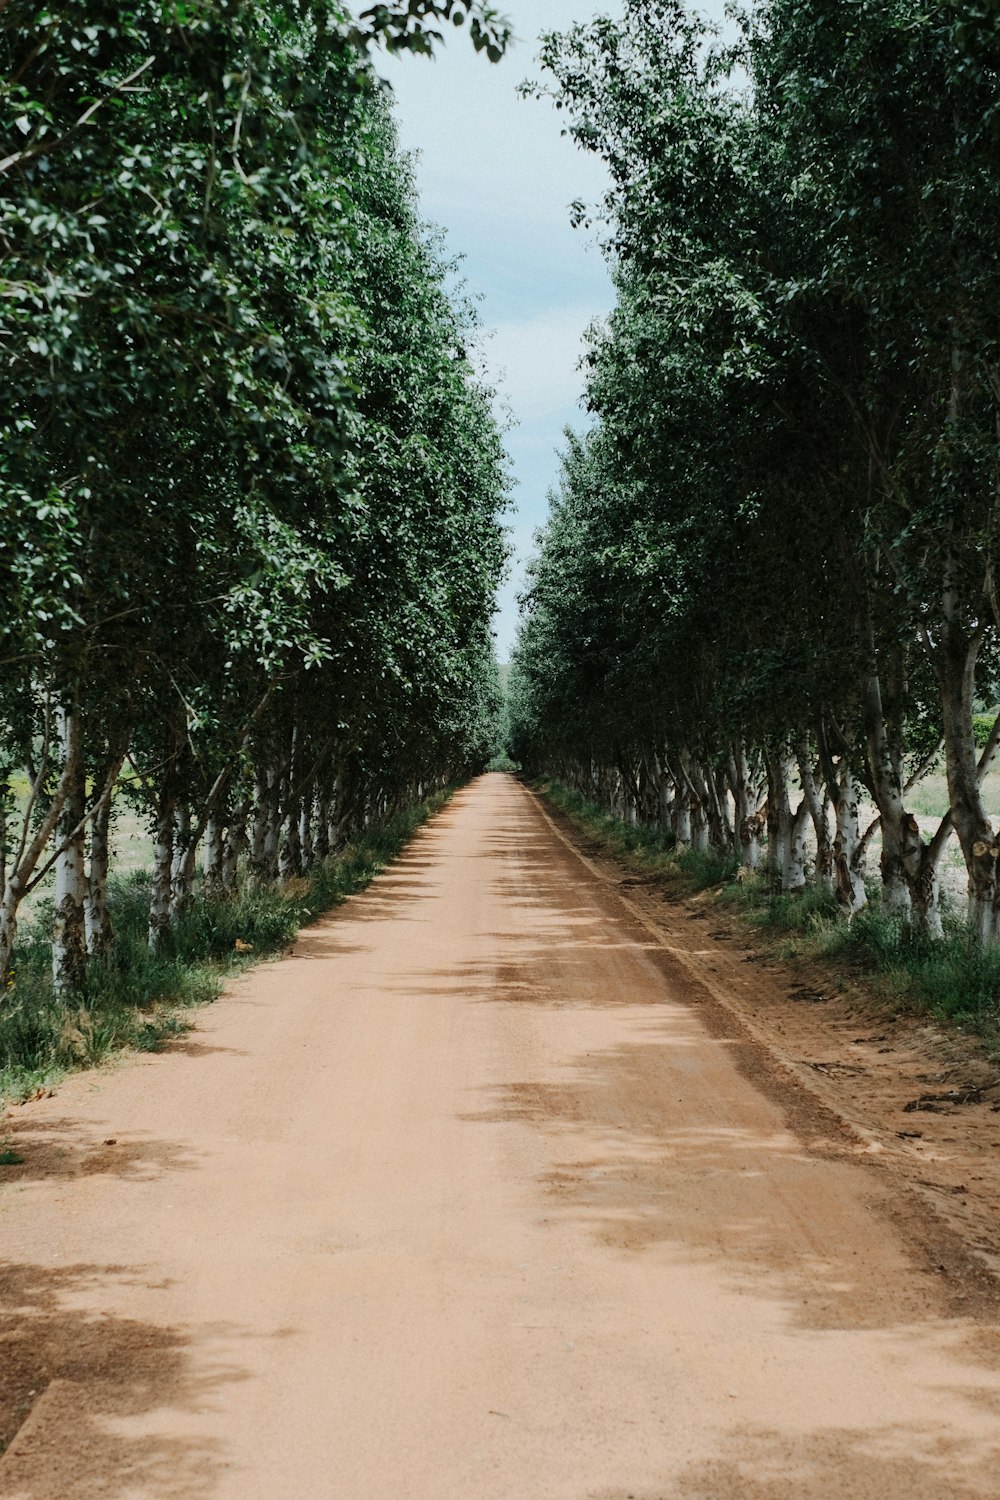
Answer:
[0,788,453,1104]
[821,907,1000,1025]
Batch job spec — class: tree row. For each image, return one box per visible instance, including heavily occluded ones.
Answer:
[510,0,1000,941]
[1,3,508,993]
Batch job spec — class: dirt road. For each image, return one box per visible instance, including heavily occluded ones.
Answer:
[2,773,1000,1499]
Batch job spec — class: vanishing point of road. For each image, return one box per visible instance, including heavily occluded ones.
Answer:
[2,774,999,1498]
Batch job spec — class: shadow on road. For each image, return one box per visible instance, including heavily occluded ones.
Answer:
[0,1260,248,1497]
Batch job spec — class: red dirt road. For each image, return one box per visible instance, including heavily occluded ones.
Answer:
[2,773,1000,1498]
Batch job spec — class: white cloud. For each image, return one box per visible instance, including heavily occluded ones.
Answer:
[477,305,604,424]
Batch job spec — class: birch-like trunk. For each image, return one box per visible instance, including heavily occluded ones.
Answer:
[51,706,88,996]
[248,769,271,882]
[783,803,810,894]
[85,791,114,958]
[0,772,7,900]
[261,767,283,881]
[279,809,302,881]
[0,711,78,989]
[934,589,1000,942]
[765,753,790,882]
[658,775,675,837]
[708,766,733,850]
[859,661,946,927]
[795,742,833,889]
[222,799,248,891]
[203,816,225,894]
[733,745,765,870]
[168,801,194,925]
[148,785,176,952]
[830,763,867,915]
[312,795,330,862]
[326,771,343,854]
[299,793,314,869]
[765,751,809,892]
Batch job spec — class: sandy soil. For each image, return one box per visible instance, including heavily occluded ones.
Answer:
[2,772,1000,1499]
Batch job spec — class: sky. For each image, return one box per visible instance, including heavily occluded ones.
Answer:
[379,2,728,660]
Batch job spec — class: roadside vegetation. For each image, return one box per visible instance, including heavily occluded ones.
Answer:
[1,3,511,1086]
[539,780,1000,1044]
[1,790,452,1105]
[510,1,1000,980]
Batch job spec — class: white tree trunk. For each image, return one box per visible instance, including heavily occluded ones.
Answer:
[299,793,314,869]
[168,802,193,924]
[262,767,282,880]
[85,793,113,958]
[832,764,867,915]
[222,799,248,892]
[148,788,176,952]
[203,816,224,894]
[52,707,87,997]
[782,805,809,893]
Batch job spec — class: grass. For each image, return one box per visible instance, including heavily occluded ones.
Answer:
[0,788,453,1105]
[536,778,1000,1043]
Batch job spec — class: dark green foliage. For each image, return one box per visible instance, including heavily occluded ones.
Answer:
[973,714,998,749]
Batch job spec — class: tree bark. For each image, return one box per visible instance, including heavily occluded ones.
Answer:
[222,798,248,892]
[795,741,833,889]
[51,706,88,996]
[148,783,176,952]
[203,815,225,895]
[85,788,114,958]
[933,591,1000,941]
[0,705,79,990]
[168,801,194,925]
[831,762,868,915]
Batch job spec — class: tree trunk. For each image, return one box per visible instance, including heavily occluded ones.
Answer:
[299,792,315,869]
[934,597,1000,940]
[279,808,302,880]
[830,762,868,915]
[203,816,225,895]
[312,793,330,862]
[51,707,88,997]
[0,710,79,990]
[222,798,248,892]
[731,744,765,870]
[168,801,194,925]
[85,790,114,958]
[148,784,176,952]
[795,741,833,889]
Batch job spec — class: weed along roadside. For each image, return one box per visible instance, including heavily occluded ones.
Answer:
[0,789,456,1109]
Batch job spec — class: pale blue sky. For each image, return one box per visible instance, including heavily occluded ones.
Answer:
[379,3,729,659]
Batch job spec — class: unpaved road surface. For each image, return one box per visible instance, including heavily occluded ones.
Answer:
[2,773,1000,1499]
